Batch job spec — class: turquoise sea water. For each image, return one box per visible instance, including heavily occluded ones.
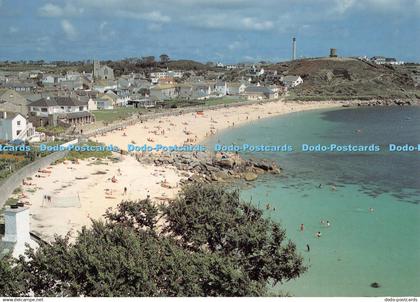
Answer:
[205,107,420,296]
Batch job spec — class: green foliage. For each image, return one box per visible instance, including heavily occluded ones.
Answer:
[36,126,66,135]
[104,198,159,234]
[0,255,26,296]
[1,184,305,297]
[92,108,146,123]
[65,141,112,160]
[163,184,306,285]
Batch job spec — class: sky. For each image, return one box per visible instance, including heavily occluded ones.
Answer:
[0,0,419,63]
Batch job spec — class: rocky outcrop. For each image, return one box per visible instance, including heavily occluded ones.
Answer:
[135,151,281,184]
[342,99,418,107]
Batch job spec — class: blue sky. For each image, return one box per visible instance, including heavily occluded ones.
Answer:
[0,0,419,63]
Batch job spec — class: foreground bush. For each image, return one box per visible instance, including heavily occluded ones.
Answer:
[0,184,306,297]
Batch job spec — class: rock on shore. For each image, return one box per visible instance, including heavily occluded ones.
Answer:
[135,151,281,184]
[342,99,418,107]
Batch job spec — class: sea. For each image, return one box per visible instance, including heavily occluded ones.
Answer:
[205,106,420,297]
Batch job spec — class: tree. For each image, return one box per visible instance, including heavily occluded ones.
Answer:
[5,185,305,297]
[159,54,170,63]
[142,56,155,65]
[0,254,26,296]
[163,184,306,286]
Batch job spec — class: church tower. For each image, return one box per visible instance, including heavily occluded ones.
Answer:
[93,60,100,79]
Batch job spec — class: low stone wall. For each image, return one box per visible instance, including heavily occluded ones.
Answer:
[0,150,69,208]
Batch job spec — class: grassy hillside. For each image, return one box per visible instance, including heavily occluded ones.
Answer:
[269,57,419,100]
[167,60,213,71]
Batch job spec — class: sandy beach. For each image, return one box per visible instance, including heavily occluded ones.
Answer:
[94,100,341,150]
[20,155,183,241]
[19,100,341,241]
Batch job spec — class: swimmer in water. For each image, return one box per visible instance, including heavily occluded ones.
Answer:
[300,224,304,232]
[326,221,331,227]
[316,231,322,238]
[369,207,374,212]
[306,244,310,252]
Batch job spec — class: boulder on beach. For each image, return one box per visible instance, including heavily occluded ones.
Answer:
[243,172,258,181]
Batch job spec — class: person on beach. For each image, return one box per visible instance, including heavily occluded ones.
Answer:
[124,187,127,195]
[300,224,304,232]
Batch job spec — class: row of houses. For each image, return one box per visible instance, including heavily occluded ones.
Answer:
[370,56,404,65]
[148,76,302,101]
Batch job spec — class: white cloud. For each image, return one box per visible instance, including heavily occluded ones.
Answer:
[9,26,19,33]
[115,10,171,23]
[143,11,171,23]
[332,0,356,14]
[39,2,84,17]
[39,3,63,17]
[241,17,273,31]
[330,0,420,14]
[188,14,275,32]
[147,23,163,32]
[99,21,108,31]
[228,41,242,50]
[61,19,78,40]
[98,21,117,41]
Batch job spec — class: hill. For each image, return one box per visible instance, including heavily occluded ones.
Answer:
[268,57,419,100]
[167,60,212,71]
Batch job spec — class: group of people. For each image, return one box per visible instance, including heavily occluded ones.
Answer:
[42,194,52,207]
[299,219,333,252]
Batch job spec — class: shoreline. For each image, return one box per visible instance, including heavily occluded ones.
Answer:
[12,100,343,242]
[93,99,343,149]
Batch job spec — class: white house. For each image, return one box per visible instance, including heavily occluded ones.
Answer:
[29,96,88,117]
[93,81,118,93]
[282,75,303,88]
[28,96,94,126]
[257,68,265,76]
[167,70,183,78]
[243,86,278,101]
[214,81,227,96]
[227,82,247,95]
[0,111,37,142]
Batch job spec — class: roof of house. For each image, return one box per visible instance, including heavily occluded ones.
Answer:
[244,86,273,94]
[283,75,302,82]
[0,89,29,105]
[150,84,176,90]
[105,90,119,99]
[64,111,93,119]
[0,111,24,120]
[3,82,36,88]
[227,82,245,87]
[29,96,86,107]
